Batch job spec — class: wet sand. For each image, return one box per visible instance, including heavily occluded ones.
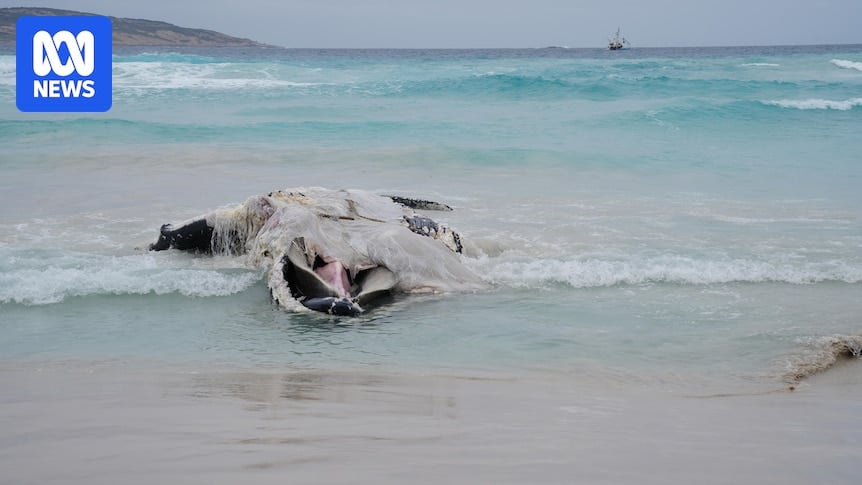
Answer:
[1,360,860,484]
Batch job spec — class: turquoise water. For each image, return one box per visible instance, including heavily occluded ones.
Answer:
[1,45,861,385]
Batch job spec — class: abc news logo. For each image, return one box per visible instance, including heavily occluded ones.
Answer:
[16,16,112,112]
[33,30,96,98]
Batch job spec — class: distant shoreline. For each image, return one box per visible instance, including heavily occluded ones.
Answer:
[0,8,859,53]
[0,7,277,48]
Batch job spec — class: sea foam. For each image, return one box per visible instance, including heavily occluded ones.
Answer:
[830,59,862,71]
[476,256,862,289]
[0,252,262,305]
[782,334,862,385]
[763,98,862,110]
[113,61,327,91]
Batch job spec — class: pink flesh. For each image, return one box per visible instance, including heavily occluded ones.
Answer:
[315,261,351,298]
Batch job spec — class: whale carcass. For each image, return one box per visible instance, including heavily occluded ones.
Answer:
[148,188,485,315]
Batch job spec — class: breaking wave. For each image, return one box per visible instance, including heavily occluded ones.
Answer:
[0,251,262,305]
[476,256,862,289]
[762,98,862,110]
[782,335,862,385]
[113,61,328,91]
[831,59,862,71]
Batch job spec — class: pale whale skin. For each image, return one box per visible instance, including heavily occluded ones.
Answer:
[149,188,484,315]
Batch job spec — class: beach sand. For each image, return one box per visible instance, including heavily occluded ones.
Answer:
[2,360,860,484]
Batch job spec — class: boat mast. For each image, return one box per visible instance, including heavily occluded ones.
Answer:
[609,27,624,50]
[610,27,630,50]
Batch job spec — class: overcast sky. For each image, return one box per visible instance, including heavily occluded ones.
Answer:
[4,0,861,48]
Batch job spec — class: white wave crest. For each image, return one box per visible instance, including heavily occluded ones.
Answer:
[763,98,862,110]
[740,62,779,67]
[0,253,262,305]
[783,334,862,384]
[831,59,862,72]
[475,256,862,289]
[113,61,327,91]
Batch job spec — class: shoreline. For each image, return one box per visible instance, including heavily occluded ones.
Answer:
[2,358,860,484]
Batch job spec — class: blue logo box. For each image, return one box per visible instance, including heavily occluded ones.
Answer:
[16,16,112,112]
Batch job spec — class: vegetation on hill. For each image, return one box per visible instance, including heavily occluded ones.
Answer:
[0,7,273,47]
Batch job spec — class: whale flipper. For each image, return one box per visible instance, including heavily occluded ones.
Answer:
[148,219,213,253]
[388,196,453,212]
[402,215,463,254]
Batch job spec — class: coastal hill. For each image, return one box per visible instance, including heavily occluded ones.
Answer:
[0,7,274,47]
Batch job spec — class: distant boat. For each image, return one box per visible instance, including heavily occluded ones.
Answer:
[608,27,629,50]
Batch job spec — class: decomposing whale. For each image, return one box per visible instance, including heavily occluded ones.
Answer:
[148,187,485,315]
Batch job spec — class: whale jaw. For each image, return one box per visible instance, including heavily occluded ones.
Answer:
[269,238,397,316]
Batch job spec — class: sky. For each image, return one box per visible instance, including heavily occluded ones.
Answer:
[2,0,861,48]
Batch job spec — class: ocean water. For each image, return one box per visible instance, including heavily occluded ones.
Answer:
[2,45,862,483]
